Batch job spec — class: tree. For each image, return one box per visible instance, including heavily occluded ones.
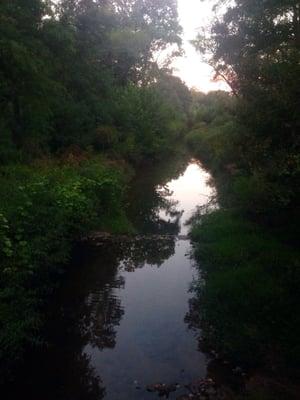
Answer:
[110,0,182,83]
[193,0,300,218]
[0,0,184,157]
[0,0,57,152]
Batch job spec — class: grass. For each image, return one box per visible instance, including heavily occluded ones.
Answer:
[191,210,300,370]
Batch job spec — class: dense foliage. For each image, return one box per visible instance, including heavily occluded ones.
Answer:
[0,0,188,163]
[188,0,300,392]
[0,0,191,379]
[193,0,300,224]
[0,157,130,377]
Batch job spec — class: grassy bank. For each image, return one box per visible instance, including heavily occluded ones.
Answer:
[191,210,300,370]
[186,92,300,397]
[0,155,132,379]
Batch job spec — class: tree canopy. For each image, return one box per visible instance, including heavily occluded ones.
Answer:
[193,0,300,219]
[0,0,183,160]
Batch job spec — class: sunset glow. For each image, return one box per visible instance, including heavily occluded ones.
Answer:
[173,0,230,93]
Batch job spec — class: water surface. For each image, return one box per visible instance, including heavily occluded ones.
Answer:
[9,159,217,400]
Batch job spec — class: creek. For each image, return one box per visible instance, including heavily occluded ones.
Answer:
[9,158,224,400]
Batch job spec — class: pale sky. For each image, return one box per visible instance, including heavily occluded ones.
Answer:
[173,0,229,92]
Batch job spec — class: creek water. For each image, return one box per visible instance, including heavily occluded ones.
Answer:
[9,158,220,400]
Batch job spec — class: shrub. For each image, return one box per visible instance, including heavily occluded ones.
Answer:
[0,158,130,377]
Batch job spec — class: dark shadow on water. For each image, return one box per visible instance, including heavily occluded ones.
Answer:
[126,154,189,235]
[184,287,246,398]
[4,156,218,400]
[5,235,180,400]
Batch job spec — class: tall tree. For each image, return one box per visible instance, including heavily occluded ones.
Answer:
[110,0,182,83]
[193,0,300,217]
[0,0,56,150]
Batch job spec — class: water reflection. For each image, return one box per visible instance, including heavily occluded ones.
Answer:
[84,276,125,349]
[84,241,207,400]
[6,159,217,400]
[184,284,246,397]
[159,162,216,235]
[126,155,189,235]
[121,236,176,269]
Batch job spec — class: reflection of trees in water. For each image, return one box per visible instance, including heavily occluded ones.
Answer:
[7,247,125,400]
[82,275,125,349]
[52,233,177,396]
[184,291,204,354]
[64,246,127,354]
[120,236,176,270]
[43,351,106,400]
[36,159,187,398]
[184,286,244,395]
[6,316,107,400]
[48,248,127,398]
[37,231,177,398]
[127,156,188,235]
[156,186,183,235]
[11,157,190,400]
[70,354,106,400]
[129,185,182,235]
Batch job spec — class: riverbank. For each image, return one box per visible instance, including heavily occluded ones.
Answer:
[1,158,222,400]
[190,209,300,397]
[186,95,300,399]
[0,153,135,380]
[0,146,189,383]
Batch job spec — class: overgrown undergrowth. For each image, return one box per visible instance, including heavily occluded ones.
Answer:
[187,92,300,395]
[0,156,131,379]
[191,210,300,371]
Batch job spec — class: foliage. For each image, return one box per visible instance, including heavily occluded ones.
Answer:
[188,0,300,385]
[192,0,300,223]
[0,158,130,377]
[111,85,184,162]
[186,91,240,171]
[188,92,300,386]
[0,0,189,380]
[191,210,300,369]
[0,0,184,162]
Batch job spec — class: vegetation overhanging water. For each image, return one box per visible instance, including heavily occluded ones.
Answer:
[4,158,231,400]
[0,1,299,399]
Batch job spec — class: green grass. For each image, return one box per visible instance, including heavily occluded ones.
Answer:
[191,210,300,369]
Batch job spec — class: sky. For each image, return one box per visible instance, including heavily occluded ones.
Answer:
[172,0,229,92]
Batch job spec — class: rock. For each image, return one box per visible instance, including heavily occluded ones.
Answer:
[146,383,178,398]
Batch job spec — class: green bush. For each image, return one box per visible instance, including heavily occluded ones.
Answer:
[0,158,130,376]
